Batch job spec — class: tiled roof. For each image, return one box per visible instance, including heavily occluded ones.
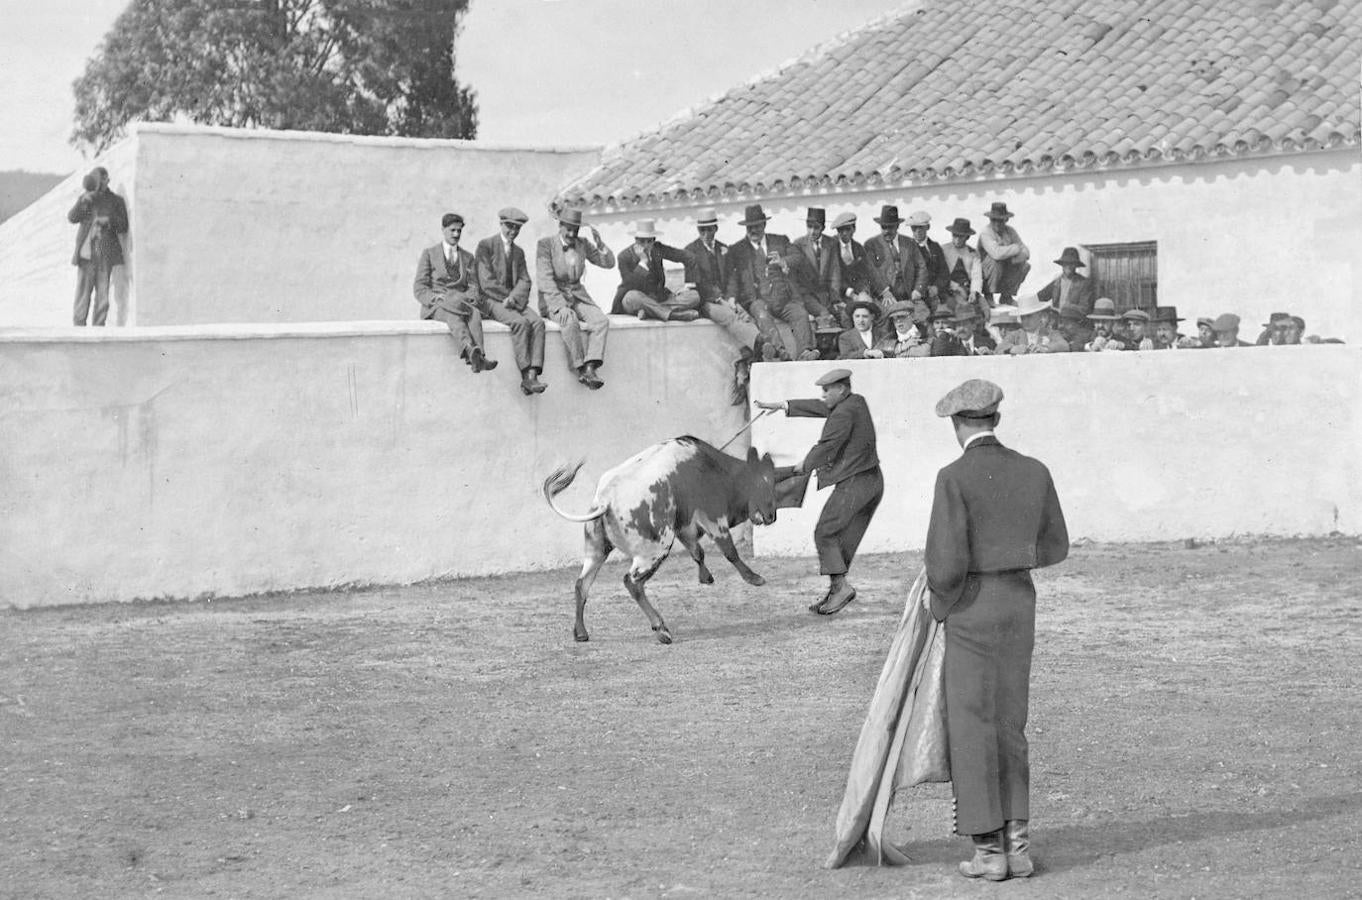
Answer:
[560,0,1362,208]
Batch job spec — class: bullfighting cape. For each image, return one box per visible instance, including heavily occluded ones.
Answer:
[824,566,949,868]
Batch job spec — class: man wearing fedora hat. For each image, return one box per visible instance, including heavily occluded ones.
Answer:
[978,202,1031,306]
[788,207,839,327]
[755,369,882,616]
[1083,298,1124,351]
[942,217,984,312]
[837,298,885,359]
[829,212,891,323]
[536,207,616,389]
[475,207,548,395]
[414,212,500,375]
[1255,311,1294,346]
[682,207,771,361]
[907,211,951,311]
[925,307,970,357]
[1036,247,1095,316]
[726,204,820,361]
[1150,306,1196,349]
[953,302,997,355]
[864,205,928,316]
[1056,303,1094,352]
[926,379,1068,881]
[612,220,703,323]
[999,296,1069,354]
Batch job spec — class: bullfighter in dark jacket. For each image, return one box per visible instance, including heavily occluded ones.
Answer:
[925,379,1069,882]
[756,369,882,615]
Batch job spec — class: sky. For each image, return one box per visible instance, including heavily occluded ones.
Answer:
[0,0,909,175]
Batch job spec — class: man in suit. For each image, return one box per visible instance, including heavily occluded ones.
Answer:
[787,207,838,325]
[1055,303,1095,351]
[1211,313,1252,348]
[907,211,951,312]
[536,208,615,389]
[925,308,969,357]
[829,212,891,326]
[68,167,129,327]
[953,302,996,355]
[755,369,882,615]
[414,212,498,374]
[1035,247,1095,315]
[864,205,928,322]
[978,202,1031,305]
[925,379,1068,882]
[836,299,883,359]
[999,296,1069,354]
[683,208,769,361]
[726,204,818,360]
[475,207,546,395]
[942,217,984,312]
[612,220,701,322]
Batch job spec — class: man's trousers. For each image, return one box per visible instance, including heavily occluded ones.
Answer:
[813,467,883,575]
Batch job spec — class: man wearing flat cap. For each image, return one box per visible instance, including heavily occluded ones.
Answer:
[475,207,547,395]
[1211,313,1251,348]
[536,207,615,389]
[1120,308,1155,351]
[726,204,819,360]
[907,211,951,311]
[926,378,1068,882]
[829,212,890,322]
[1035,247,1095,316]
[787,207,839,327]
[876,300,927,358]
[755,370,882,615]
[978,202,1031,306]
[613,220,702,323]
[864,205,928,318]
[414,212,500,375]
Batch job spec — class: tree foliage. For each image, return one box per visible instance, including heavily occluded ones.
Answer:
[72,0,478,152]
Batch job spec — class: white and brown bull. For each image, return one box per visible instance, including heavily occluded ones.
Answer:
[542,436,778,644]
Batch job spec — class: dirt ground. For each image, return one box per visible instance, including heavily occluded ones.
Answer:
[2,536,1360,899]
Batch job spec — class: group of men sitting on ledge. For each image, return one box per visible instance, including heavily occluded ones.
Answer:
[414,201,1340,398]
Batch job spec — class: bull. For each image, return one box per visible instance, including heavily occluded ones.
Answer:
[542,436,778,644]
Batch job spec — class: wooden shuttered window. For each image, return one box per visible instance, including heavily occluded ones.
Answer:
[1084,241,1157,313]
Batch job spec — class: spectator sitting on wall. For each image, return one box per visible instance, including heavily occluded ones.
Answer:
[1001,296,1069,354]
[475,207,547,395]
[414,212,499,375]
[830,211,894,326]
[726,204,817,360]
[925,307,970,357]
[1195,316,1218,348]
[864,205,928,317]
[68,166,129,327]
[838,299,885,359]
[878,301,926,358]
[1056,303,1094,351]
[978,202,1030,306]
[1211,313,1252,347]
[788,207,839,327]
[1151,306,1201,349]
[907,211,951,313]
[942,217,985,313]
[1285,315,1305,345]
[953,302,996,355]
[536,208,614,389]
[1084,298,1123,351]
[613,220,701,322]
[1035,246,1095,315]
[1255,311,1293,345]
[1122,309,1156,350]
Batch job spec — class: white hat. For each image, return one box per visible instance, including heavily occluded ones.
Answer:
[906,210,931,227]
[632,220,660,239]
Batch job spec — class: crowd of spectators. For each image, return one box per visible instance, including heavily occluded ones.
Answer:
[413,201,1342,399]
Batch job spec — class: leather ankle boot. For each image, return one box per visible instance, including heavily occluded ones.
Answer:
[1005,819,1033,878]
[958,829,1008,881]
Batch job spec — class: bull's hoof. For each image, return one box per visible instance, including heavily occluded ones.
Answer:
[743,572,766,587]
[698,568,715,585]
[653,625,673,645]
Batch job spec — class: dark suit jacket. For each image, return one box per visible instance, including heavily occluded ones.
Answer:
[683,237,729,303]
[787,235,837,308]
[786,393,879,490]
[912,238,951,302]
[474,235,532,312]
[613,241,695,313]
[68,188,129,267]
[725,234,794,310]
[864,233,927,301]
[829,238,879,300]
[837,328,879,359]
[413,244,482,319]
[924,435,1068,619]
[1036,273,1096,314]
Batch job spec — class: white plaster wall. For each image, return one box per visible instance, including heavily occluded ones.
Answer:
[0,319,744,609]
[0,138,137,327]
[749,346,1361,560]
[577,148,1362,343]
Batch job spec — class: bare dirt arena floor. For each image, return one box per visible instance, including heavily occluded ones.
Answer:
[3,536,1360,899]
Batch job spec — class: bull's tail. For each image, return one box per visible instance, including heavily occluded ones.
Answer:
[542,461,607,522]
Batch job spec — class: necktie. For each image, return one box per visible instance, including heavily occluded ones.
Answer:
[841,242,854,265]
[503,244,514,289]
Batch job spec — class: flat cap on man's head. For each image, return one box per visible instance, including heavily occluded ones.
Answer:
[832,212,857,230]
[1121,308,1151,322]
[1212,313,1241,332]
[936,379,1004,418]
[815,368,853,387]
[498,207,529,225]
[1196,316,1215,329]
[1263,311,1292,326]
[906,210,931,227]
[441,212,465,228]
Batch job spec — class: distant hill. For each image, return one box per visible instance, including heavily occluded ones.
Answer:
[0,170,67,223]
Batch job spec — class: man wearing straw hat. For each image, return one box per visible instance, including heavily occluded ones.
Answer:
[978,202,1031,306]
[612,220,703,323]
[998,296,1069,354]
[1036,246,1095,315]
[927,378,1068,881]
[536,207,616,389]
